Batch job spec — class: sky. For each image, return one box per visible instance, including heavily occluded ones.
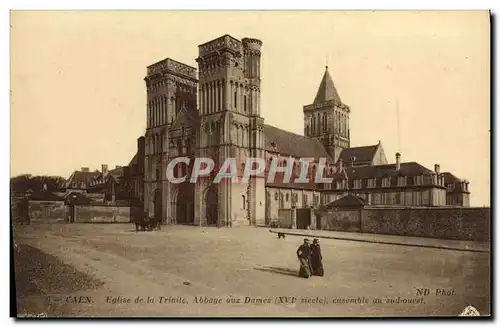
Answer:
[10,10,490,206]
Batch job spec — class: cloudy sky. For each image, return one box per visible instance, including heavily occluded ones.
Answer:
[10,11,490,205]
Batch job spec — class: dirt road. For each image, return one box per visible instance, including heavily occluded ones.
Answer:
[13,223,491,317]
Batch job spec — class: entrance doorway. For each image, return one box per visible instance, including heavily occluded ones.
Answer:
[296,208,311,229]
[175,184,194,224]
[205,185,218,226]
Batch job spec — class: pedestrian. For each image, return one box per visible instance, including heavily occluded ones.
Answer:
[310,238,324,276]
[296,238,312,278]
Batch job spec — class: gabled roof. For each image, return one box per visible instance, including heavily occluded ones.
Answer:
[65,170,99,189]
[321,193,366,210]
[313,66,343,105]
[337,144,380,165]
[89,171,119,187]
[264,124,332,160]
[109,166,124,180]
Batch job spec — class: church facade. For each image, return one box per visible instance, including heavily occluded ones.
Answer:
[140,34,470,228]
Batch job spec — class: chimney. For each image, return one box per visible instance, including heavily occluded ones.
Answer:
[81,167,90,172]
[434,164,440,174]
[102,164,108,174]
[395,152,401,171]
[338,159,343,172]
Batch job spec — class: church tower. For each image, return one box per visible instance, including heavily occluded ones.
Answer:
[143,58,198,224]
[303,66,350,163]
[194,35,266,227]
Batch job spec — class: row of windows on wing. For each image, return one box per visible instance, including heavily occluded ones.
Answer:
[351,191,438,206]
[323,175,444,190]
[265,157,338,177]
[270,191,321,208]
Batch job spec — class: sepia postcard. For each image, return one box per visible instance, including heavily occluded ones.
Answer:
[10,10,491,318]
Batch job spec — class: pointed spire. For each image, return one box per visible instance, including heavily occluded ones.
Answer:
[313,66,342,105]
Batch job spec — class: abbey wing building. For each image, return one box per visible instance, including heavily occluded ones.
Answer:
[137,34,470,228]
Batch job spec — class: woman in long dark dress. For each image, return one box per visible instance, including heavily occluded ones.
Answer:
[310,239,324,276]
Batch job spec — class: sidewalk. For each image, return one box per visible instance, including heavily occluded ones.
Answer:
[269,228,490,253]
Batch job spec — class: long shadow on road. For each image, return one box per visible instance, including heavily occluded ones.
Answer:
[254,266,299,278]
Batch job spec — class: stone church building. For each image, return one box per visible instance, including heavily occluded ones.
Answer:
[139,34,470,228]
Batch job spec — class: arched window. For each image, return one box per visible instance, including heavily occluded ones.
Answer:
[242,195,246,209]
[286,193,289,202]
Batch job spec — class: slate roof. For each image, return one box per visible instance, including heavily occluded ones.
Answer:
[313,67,343,105]
[263,124,332,160]
[65,170,99,190]
[342,162,434,180]
[442,172,469,194]
[442,172,461,184]
[337,144,379,165]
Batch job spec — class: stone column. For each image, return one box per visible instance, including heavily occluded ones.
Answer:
[215,81,219,112]
[199,86,203,115]
[212,82,216,113]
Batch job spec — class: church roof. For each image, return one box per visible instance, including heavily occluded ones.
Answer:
[313,66,343,105]
[337,144,379,165]
[129,153,137,166]
[263,124,332,160]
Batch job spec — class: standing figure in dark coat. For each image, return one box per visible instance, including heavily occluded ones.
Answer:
[296,238,312,278]
[310,238,324,276]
